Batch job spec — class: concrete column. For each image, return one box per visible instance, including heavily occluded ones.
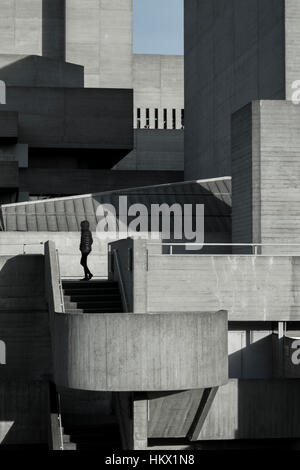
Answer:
[167,108,173,130]
[133,239,148,313]
[133,393,148,450]
[140,108,146,129]
[176,108,181,130]
[149,108,155,129]
[133,108,137,130]
[158,108,164,129]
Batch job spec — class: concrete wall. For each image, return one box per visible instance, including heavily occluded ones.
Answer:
[133,55,184,130]
[66,0,133,88]
[0,54,84,88]
[0,381,48,446]
[115,239,300,321]
[113,130,184,171]
[54,311,228,392]
[197,379,300,440]
[184,0,286,180]
[285,0,300,99]
[0,253,51,447]
[232,101,300,254]
[1,86,133,150]
[0,0,65,59]
[0,162,18,188]
[19,168,183,196]
[146,253,300,321]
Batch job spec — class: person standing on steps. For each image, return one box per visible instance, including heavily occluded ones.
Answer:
[80,220,93,281]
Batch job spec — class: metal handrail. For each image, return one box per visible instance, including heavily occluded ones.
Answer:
[55,249,65,313]
[57,393,64,451]
[113,248,129,313]
[147,242,300,256]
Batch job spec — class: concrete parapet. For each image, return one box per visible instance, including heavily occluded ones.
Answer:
[53,310,228,392]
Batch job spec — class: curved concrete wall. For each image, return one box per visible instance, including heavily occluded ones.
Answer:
[53,311,228,392]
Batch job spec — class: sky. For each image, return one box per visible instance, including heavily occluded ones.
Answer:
[133,0,184,55]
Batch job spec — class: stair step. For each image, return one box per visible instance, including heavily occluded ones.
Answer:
[62,281,118,289]
[64,294,120,302]
[63,442,77,451]
[63,288,119,296]
[64,300,123,309]
[66,308,123,314]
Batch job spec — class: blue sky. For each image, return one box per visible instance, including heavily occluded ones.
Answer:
[133,0,183,55]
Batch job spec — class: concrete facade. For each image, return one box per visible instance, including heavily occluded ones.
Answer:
[232,100,300,254]
[133,55,184,130]
[113,129,184,171]
[0,0,65,59]
[184,0,298,180]
[66,0,133,89]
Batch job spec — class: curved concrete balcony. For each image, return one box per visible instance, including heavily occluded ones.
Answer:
[53,311,228,392]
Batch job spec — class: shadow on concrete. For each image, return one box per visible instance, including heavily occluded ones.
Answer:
[42,0,66,60]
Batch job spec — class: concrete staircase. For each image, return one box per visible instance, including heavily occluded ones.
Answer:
[61,414,122,451]
[62,280,123,313]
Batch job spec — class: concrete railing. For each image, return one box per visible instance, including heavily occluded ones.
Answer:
[53,311,228,392]
[111,239,300,321]
[46,238,228,392]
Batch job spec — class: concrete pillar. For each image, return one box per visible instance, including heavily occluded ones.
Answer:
[167,108,173,130]
[149,108,155,130]
[133,239,148,313]
[140,108,146,129]
[133,393,148,450]
[176,108,181,130]
[158,108,164,129]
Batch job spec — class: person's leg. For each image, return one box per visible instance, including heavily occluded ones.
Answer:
[80,253,88,279]
[86,252,93,279]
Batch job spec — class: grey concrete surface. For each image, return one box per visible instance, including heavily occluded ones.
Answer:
[146,253,300,321]
[0,252,51,446]
[184,0,286,180]
[66,0,133,89]
[0,54,84,88]
[0,381,48,446]
[114,130,184,171]
[1,180,230,251]
[232,100,300,254]
[0,111,18,141]
[0,162,18,188]
[18,168,183,196]
[0,0,65,60]
[285,0,300,99]
[197,378,300,440]
[53,311,228,392]
[1,86,133,150]
[133,54,184,130]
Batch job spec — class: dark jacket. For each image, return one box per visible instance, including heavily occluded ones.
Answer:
[80,230,93,254]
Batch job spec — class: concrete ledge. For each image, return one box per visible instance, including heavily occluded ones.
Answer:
[0,111,18,142]
[54,311,228,392]
[0,161,18,188]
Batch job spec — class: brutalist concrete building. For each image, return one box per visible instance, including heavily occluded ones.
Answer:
[0,0,184,204]
[1,0,300,451]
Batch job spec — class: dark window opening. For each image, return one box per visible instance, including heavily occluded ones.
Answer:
[145,108,150,129]
[163,109,167,129]
[181,109,184,129]
[172,109,176,129]
[137,108,141,129]
[155,109,158,129]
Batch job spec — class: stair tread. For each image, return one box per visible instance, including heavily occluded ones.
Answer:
[66,308,123,314]
[64,302,123,308]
